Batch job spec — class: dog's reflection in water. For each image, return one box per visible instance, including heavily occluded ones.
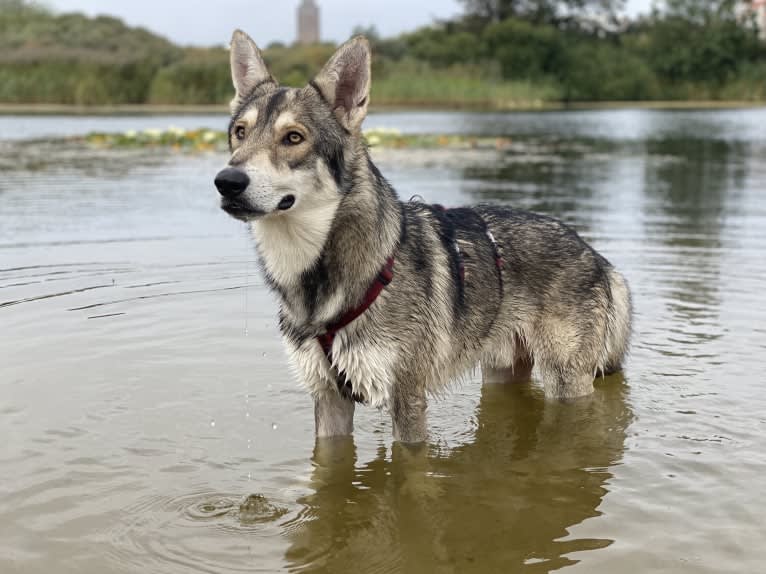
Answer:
[284,377,632,573]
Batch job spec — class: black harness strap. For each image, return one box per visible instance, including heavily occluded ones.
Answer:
[433,204,504,293]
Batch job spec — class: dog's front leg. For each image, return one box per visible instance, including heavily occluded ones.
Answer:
[314,390,355,437]
[390,383,428,443]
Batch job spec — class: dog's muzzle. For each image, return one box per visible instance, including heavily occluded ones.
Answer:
[215,167,263,219]
[214,167,296,219]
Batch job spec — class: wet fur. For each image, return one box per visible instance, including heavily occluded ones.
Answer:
[218,31,633,443]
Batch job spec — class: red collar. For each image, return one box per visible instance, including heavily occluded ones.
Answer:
[317,256,394,360]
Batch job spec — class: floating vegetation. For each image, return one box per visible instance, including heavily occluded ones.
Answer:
[83,126,226,152]
[364,128,512,150]
[79,126,512,153]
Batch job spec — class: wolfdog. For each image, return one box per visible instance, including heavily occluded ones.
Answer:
[214,30,632,443]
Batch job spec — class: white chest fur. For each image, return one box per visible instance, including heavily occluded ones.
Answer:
[250,199,338,287]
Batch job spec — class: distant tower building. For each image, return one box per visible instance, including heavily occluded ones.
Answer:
[753,0,766,40]
[297,0,320,45]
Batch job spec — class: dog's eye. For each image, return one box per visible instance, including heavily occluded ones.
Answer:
[234,125,246,141]
[284,131,304,146]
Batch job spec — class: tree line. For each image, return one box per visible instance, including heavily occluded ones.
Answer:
[0,0,763,106]
[378,0,766,101]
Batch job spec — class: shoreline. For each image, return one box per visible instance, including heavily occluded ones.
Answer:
[1,101,766,116]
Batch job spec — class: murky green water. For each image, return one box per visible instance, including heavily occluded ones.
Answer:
[2,109,765,573]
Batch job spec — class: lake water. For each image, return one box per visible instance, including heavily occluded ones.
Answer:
[1,109,766,573]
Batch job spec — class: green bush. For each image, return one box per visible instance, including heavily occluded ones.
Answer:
[372,58,560,107]
[262,43,337,86]
[717,62,766,101]
[483,19,565,80]
[0,0,178,104]
[645,17,763,87]
[557,41,661,101]
[149,49,231,105]
[404,27,483,67]
[0,60,163,104]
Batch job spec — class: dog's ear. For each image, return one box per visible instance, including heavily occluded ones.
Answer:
[312,36,371,133]
[229,29,275,110]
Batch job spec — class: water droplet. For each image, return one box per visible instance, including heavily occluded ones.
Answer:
[210,419,216,428]
[245,412,250,418]
[271,423,278,430]
[261,352,267,358]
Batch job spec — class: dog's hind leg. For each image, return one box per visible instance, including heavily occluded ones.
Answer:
[314,390,355,437]
[541,369,594,400]
[532,313,599,399]
[537,352,595,399]
[536,334,596,399]
[390,382,428,444]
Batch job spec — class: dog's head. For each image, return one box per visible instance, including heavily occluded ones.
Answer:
[214,30,371,221]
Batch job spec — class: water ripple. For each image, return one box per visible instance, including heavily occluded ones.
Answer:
[105,491,290,574]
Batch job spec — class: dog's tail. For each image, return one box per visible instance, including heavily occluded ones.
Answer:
[602,268,633,376]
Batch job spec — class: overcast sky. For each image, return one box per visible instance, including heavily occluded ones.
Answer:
[43,0,654,47]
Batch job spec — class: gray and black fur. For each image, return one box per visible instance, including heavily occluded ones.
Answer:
[214,31,632,443]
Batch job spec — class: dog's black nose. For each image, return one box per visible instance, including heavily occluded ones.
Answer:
[214,168,250,198]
